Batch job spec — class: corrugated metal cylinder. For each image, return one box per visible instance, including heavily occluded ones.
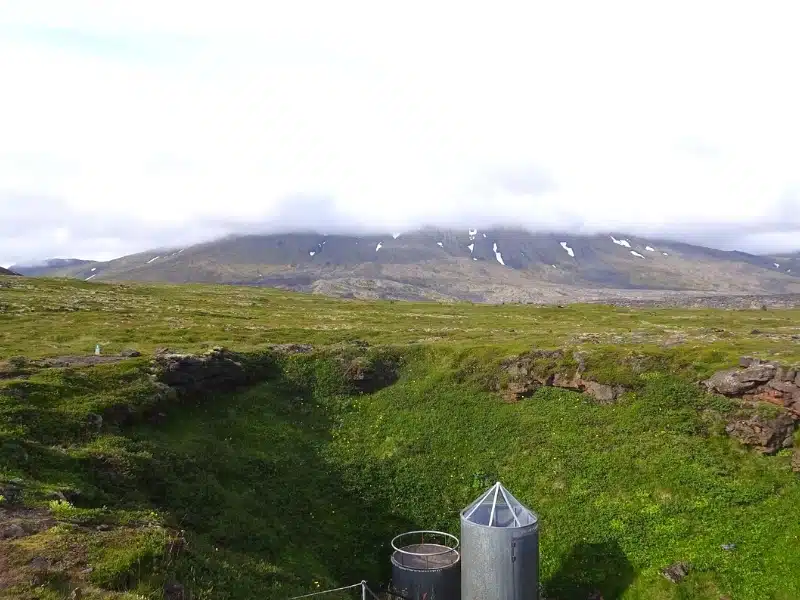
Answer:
[460,483,539,600]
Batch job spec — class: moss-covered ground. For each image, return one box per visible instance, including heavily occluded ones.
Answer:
[1,275,799,599]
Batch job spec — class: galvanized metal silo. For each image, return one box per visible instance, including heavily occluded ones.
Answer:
[390,530,461,600]
[460,482,539,600]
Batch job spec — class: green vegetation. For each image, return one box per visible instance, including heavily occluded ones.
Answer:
[1,276,800,599]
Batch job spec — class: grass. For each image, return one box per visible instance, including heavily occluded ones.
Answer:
[1,275,800,599]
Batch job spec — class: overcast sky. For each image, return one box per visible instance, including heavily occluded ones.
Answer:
[1,1,800,266]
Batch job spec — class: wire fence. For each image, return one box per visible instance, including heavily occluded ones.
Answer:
[289,580,388,600]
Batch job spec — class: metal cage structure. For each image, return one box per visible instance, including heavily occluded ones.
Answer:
[460,482,539,600]
[389,530,461,600]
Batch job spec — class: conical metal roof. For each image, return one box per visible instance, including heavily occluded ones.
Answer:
[461,482,537,528]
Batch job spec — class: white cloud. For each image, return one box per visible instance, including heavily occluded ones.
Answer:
[1,0,800,263]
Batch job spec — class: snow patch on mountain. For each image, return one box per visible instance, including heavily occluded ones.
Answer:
[493,243,505,265]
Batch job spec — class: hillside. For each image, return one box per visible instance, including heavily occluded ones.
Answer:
[11,228,800,303]
[0,267,20,276]
[10,259,94,277]
[1,275,800,599]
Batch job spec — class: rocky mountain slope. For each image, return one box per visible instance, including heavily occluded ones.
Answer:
[0,266,20,276]
[12,228,800,303]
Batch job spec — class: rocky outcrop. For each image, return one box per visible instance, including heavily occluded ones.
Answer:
[343,356,399,394]
[724,413,795,455]
[703,357,800,417]
[500,349,625,404]
[703,357,800,455]
[150,347,249,395]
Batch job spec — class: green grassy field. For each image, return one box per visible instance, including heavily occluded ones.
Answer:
[1,275,799,599]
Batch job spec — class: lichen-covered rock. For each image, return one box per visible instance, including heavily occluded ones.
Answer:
[724,413,795,454]
[704,364,778,395]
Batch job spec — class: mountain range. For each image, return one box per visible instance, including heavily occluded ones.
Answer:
[10,228,800,303]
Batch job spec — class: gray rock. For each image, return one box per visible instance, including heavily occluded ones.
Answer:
[767,379,799,394]
[582,380,621,404]
[661,562,691,583]
[721,543,736,551]
[119,348,142,358]
[86,413,103,430]
[704,364,778,395]
[725,413,796,455]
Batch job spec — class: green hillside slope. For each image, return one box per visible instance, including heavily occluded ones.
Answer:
[1,275,799,599]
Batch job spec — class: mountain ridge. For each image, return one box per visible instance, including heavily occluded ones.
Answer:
[11,228,800,303]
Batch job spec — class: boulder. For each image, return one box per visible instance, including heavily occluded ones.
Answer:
[724,413,795,454]
[704,364,777,395]
[119,348,142,358]
[792,449,800,473]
